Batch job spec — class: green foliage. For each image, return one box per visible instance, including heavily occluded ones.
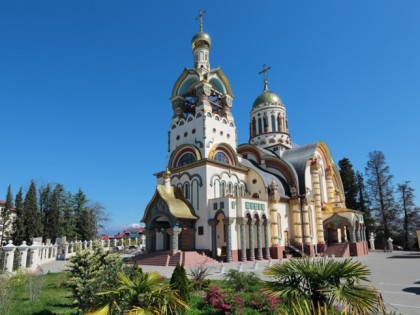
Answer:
[264,257,380,314]
[24,181,43,243]
[170,262,191,302]
[189,263,210,291]
[90,271,189,315]
[12,188,26,245]
[338,158,359,210]
[223,269,260,292]
[0,185,13,244]
[67,245,122,313]
[0,275,13,315]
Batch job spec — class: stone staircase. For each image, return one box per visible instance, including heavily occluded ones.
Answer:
[323,242,350,258]
[133,251,218,267]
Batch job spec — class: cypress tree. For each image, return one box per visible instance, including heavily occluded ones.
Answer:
[74,189,90,241]
[44,184,64,242]
[0,185,14,244]
[338,158,358,210]
[12,188,25,244]
[24,181,43,243]
[39,184,51,240]
[170,262,190,302]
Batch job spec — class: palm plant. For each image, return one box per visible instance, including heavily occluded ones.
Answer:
[263,257,381,314]
[87,271,189,315]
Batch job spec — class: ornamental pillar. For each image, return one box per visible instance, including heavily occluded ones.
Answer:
[349,228,356,243]
[301,198,311,244]
[256,220,263,260]
[224,218,235,262]
[248,219,256,261]
[325,166,335,203]
[337,228,342,243]
[269,180,280,245]
[3,240,16,273]
[289,196,302,245]
[237,217,248,262]
[310,159,325,243]
[167,228,182,251]
[208,219,218,258]
[264,220,271,259]
[343,226,348,242]
[144,230,153,252]
[18,241,29,269]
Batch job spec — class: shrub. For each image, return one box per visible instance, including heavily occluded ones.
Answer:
[189,263,210,291]
[223,269,260,292]
[249,288,281,313]
[170,262,190,302]
[204,285,246,315]
[0,276,13,315]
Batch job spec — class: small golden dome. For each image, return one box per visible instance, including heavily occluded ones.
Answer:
[191,31,211,50]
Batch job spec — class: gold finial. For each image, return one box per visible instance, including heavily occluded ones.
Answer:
[258,64,272,91]
[196,9,206,32]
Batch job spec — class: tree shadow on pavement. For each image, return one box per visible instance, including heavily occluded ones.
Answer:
[403,287,420,295]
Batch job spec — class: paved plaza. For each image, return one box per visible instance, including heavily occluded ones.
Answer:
[42,251,420,315]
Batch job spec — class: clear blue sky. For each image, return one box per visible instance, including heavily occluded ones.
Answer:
[1,1,419,235]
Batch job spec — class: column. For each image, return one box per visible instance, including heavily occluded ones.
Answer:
[224,218,235,262]
[18,241,29,269]
[349,228,356,243]
[311,160,325,243]
[237,217,248,262]
[144,230,152,252]
[301,198,311,244]
[337,228,342,243]
[325,167,335,203]
[3,240,16,273]
[264,220,271,259]
[208,219,218,258]
[248,219,256,261]
[343,226,348,242]
[256,220,263,260]
[29,243,40,270]
[167,227,182,250]
[355,225,361,242]
[289,197,302,245]
[269,180,280,245]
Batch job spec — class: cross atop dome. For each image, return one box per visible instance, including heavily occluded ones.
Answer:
[196,9,206,32]
[258,64,272,91]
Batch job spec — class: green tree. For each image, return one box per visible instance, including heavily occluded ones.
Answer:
[365,151,396,239]
[264,257,380,314]
[44,184,64,243]
[73,189,92,240]
[356,171,375,235]
[12,188,25,244]
[60,191,76,240]
[170,262,190,303]
[338,158,358,210]
[0,185,14,245]
[89,272,189,315]
[23,181,43,243]
[38,184,51,241]
[397,181,419,250]
[68,244,123,313]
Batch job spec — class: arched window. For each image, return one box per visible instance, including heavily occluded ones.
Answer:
[220,181,226,197]
[263,115,268,132]
[206,112,212,117]
[252,117,257,137]
[252,193,259,199]
[222,119,227,124]
[258,117,263,134]
[271,115,276,132]
[177,153,196,167]
[233,184,238,197]
[213,151,230,164]
[227,182,233,196]
[184,182,190,200]
[215,116,220,121]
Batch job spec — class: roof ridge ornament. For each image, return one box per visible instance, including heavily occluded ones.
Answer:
[258,64,272,91]
[196,9,206,32]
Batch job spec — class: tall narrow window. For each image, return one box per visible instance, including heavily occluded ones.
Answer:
[278,115,282,131]
[271,114,276,132]
[263,115,268,132]
[184,182,190,200]
[220,181,226,197]
[258,117,263,134]
[252,117,257,137]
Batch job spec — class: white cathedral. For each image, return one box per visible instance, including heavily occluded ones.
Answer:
[141,14,368,262]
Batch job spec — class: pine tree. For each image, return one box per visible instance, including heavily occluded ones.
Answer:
[12,188,25,244]
[356,171,375,235]
[365,151,396,239]
[396,181,419,250]
[60,191,76,240]
[74,189,91,241]
[39,184,51,240]
[44,184,64,242]
[0,185,14,245]
[24,181,43,243]
[170,262,190,302]
[338,158,358,210]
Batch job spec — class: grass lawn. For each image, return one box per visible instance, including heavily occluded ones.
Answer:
[10,272,75,315]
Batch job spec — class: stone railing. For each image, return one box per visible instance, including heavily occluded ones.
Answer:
[0,237,144,274]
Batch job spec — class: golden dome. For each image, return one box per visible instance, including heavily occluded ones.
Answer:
[191,31,211,50]
[252,90,283,109]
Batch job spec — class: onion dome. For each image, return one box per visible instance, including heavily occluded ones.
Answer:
[252,89,283,109]
[191,31,211,50]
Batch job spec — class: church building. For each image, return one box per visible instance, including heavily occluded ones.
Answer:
[141,13,368,261]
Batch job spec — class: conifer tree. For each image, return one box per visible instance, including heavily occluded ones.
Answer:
[39,184,51,240]
[74,189,91,240]
[44,184,64,242]
[365,151,396,239]
[170,262,190,302]
[338,158,359,210]
[12,188,25,244]
[356,171,375,235]
[396,182,419,250]
[24,181,43,243]
[0,185,14,244]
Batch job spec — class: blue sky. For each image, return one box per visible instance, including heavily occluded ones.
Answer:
[1,1,419,235]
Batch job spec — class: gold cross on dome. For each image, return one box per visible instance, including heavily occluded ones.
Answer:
[196,9,206,32]
[258,64,272,91]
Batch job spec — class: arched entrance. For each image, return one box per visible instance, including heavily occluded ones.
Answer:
[323,214,353,245]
